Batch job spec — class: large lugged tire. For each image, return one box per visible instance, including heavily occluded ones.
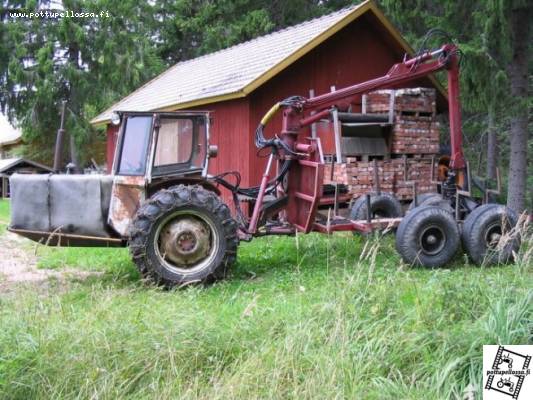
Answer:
[350,193,403,220]
[129,185,238,287]
[461,204,519,265]
[395,205,460,267]
[407,193,453,214]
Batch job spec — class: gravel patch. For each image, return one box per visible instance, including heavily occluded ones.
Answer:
[0,230,98,292]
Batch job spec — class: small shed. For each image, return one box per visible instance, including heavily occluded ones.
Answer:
[92,0,447,205]
[0,158,53,198]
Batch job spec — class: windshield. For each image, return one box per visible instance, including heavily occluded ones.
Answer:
[117,116,152,175]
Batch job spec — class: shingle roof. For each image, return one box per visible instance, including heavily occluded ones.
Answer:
[92,0,438,125]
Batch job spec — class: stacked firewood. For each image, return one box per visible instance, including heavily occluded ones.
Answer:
[324,88,440,201]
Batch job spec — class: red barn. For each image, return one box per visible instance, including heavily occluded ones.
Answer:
[91,0,445,205]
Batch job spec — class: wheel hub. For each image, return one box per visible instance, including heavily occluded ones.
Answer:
[426,234,438,245]
[485,223,502,248]
[419,225,446,255]
[176,231,197,253]
[159,217,211,266]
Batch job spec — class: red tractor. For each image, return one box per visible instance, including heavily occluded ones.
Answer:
[9,41,520,287]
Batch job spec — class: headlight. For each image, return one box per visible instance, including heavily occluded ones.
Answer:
[111,112,121,126]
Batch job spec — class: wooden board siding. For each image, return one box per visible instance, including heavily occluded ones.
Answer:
[191,98,251,206]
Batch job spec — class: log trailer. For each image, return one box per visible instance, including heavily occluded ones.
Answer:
[9,41,520,286]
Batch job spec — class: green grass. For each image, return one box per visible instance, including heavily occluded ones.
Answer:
[0,199,9,234]
[0,223,531,399]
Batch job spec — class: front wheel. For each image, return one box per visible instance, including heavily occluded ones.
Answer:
[129,185,238,287]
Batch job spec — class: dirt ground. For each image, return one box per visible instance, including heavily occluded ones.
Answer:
[0,230,96,292]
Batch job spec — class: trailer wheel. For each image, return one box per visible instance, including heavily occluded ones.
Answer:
[395,205,460,267]
[407,193,453,214]
[129,185,238,287]
[350,193,403,221]
[461,204,519,265]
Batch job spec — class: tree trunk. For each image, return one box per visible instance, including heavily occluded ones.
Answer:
[67,43,81,173]
[486,106,497,180]
[506,7,530,213]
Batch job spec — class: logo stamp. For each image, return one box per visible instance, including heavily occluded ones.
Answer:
[483,345,532,399]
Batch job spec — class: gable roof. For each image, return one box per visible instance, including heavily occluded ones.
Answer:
[92,0,444,126]
[0,113,22,146]
[0,157,53,174]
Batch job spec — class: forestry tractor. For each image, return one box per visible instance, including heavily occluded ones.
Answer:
[9,41,521,287]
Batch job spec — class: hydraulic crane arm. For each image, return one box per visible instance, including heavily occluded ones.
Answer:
[304,46,451,110]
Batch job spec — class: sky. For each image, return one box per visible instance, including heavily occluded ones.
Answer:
[0,112,22,145]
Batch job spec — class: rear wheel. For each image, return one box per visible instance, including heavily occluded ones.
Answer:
[129,185,238,287]
[461,204,519,265]
[350,193,403,220]
[395,205,460,267]
[407,193,453,214]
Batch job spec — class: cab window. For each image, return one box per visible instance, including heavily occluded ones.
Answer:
[117,116,152,175]
[154,118,193,166]
[152,117,206,175]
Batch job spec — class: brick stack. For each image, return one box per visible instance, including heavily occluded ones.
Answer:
[366,87,437,114]
[367,88,440,155]
[324,88,440,201]
[324,156,436,201]
[391,115,440,154]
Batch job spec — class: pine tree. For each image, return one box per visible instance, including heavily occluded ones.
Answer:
[379,0,531,212]
[1,0,163,165]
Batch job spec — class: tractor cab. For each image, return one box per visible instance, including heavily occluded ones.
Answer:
[112,111,213,180]
[107,111,217,236]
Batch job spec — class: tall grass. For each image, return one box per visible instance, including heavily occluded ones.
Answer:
[0,227,531,399]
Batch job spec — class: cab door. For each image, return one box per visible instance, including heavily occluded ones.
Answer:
[108,114,153,236]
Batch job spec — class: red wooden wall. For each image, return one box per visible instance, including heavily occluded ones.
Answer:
[191,98,250,205]
[106,124,119,173]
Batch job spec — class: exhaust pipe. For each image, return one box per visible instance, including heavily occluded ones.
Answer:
[53,100,67,172]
